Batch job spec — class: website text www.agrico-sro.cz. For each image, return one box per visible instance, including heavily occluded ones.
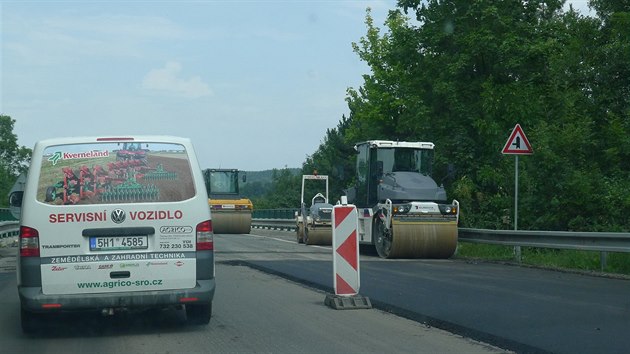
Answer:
[77,279,163,289]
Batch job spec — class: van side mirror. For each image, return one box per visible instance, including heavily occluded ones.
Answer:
[9,191,23,220]
[9,191,23,207]
[242,174,247,183]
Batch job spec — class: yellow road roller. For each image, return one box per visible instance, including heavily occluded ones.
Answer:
[296,174,333,245]
[203,168,253,234]
[345,140,459,259]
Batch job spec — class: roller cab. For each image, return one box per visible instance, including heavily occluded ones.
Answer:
[346,140,459,259]
[295,174,333,245]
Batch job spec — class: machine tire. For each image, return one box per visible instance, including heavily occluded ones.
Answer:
[186,302,212,325]
[45,186,56,202]
[373,217,393,259]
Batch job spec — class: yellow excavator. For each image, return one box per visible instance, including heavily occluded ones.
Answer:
[345,140,459,258]
[203,168,253,234]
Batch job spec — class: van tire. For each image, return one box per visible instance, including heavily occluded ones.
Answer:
[21,308,40,334]
[186,302,212,325]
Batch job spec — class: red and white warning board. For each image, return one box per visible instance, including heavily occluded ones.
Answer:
[502,124,533,155]
[332,203,360,296]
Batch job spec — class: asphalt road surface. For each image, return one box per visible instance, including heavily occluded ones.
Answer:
[233,229,630,354]
[0,235,507,354]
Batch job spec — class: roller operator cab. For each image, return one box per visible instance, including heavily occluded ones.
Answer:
[203,168,253,234]
[345,140,460,259]
[295,174,333,245]
[13,136,215,333]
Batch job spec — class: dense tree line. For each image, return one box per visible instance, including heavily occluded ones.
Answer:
[262,0,630,232]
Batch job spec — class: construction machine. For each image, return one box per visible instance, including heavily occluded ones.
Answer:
[203,168,253,234]
[295,174,333,245]
[345,140,459,258]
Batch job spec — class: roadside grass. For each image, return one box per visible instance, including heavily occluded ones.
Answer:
[455,243,630,276]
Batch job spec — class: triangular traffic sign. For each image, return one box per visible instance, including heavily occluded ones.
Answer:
[502,124,533,155]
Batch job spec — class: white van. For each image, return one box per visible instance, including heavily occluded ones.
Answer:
[13,136,215,333]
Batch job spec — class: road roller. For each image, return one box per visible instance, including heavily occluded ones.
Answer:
[345,140,460,259]
[296,174,333,245]
[203,168,253,234]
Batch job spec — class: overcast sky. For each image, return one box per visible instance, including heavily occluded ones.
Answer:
[1,0,592,171]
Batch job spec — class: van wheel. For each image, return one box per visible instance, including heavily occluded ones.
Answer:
[21,308,41,334]
[186,302,212,325]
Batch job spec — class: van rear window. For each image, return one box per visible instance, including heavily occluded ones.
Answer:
[37,142,195,205]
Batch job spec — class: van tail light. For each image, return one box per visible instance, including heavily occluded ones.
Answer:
[20,226,40,257]
[196,220,213,250]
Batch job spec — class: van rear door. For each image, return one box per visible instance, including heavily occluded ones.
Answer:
[29,140,202,295]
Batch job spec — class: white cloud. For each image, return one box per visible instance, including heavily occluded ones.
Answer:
[3,13,189,65]
[142,61,213,99]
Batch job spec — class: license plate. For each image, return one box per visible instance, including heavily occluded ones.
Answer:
[90,236,148,251]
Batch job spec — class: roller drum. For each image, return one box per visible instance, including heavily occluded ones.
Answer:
[211,211,252,234]
[375,219,457,259]
[304,226,332,246]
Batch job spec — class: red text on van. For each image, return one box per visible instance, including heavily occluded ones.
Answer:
[49,211,107,223]
[129,210,183,220]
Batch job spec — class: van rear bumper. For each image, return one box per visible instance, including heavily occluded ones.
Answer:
[19,279,215,313]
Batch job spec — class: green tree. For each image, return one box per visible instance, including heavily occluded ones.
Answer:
[251,168,301,209]
[302,115,355,201]
[0,115,31,206]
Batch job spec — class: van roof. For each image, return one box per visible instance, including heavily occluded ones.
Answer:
[34,136,191,147]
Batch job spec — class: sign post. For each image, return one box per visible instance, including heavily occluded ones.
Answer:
[502,124,533,261]
[324,196,371,310]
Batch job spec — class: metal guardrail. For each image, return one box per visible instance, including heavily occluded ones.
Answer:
[0,221,20,239]
[252,216,630,252]
[252,218,297,231]
[252,208,298,220]
[458,228,630,253]
[251,215,630,269]
[458,228,630,271]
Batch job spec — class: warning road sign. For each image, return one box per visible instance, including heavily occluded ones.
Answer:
[502,124,533,155]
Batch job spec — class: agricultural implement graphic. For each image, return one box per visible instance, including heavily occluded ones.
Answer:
[44,160,176,204]
[116,142,148,164]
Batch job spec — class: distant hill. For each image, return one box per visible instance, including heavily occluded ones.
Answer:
[240,168,301,198]
[243,168,301,185]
